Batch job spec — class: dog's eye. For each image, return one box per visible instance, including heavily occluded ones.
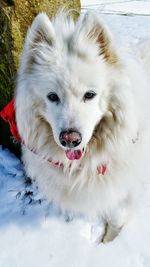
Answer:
[47,93,60,103]
[83,91,96,101]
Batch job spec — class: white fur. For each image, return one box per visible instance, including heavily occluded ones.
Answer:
[15,11,150,242]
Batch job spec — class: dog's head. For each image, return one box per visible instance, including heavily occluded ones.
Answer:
[16,11,131,160]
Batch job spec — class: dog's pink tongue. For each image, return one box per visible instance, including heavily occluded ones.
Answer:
[65,149,83,160]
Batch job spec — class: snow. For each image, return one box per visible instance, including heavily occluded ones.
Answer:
[1,2,150,267]
[82,0,133,6]
[1,148,150,267]
[82,1,150,15]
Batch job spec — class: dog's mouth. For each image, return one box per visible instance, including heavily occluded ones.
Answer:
[65,148,84,160]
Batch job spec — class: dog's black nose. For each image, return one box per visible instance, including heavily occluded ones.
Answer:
[59,129,82,148]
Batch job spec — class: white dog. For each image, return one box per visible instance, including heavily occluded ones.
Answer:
[15,11,150,242]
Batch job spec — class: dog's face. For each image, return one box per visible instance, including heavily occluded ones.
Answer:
[45,71,100,140]
[16,12,120,160]
[38,50,109,160]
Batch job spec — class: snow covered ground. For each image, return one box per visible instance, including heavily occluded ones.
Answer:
[82,0,150,15]
[1,2,150,267]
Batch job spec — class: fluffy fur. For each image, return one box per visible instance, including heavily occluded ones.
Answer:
[15,11,150,242]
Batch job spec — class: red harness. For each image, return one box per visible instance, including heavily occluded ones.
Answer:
[0,98,21,142]
[0,98,107,175]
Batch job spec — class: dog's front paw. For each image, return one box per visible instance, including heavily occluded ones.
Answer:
[102,223,122,243]
[80,222,122,244]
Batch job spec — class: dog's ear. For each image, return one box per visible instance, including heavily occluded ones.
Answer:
[21,13,55,70]
[75,12,118,64]
[26,13,55,48]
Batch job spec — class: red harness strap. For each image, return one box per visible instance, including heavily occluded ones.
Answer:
[0,98,107,175]
[0,98,21,142]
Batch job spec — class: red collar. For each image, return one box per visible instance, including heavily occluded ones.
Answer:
[49,159,107,175]
[0,98,107,175]
[28,145,107,175]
